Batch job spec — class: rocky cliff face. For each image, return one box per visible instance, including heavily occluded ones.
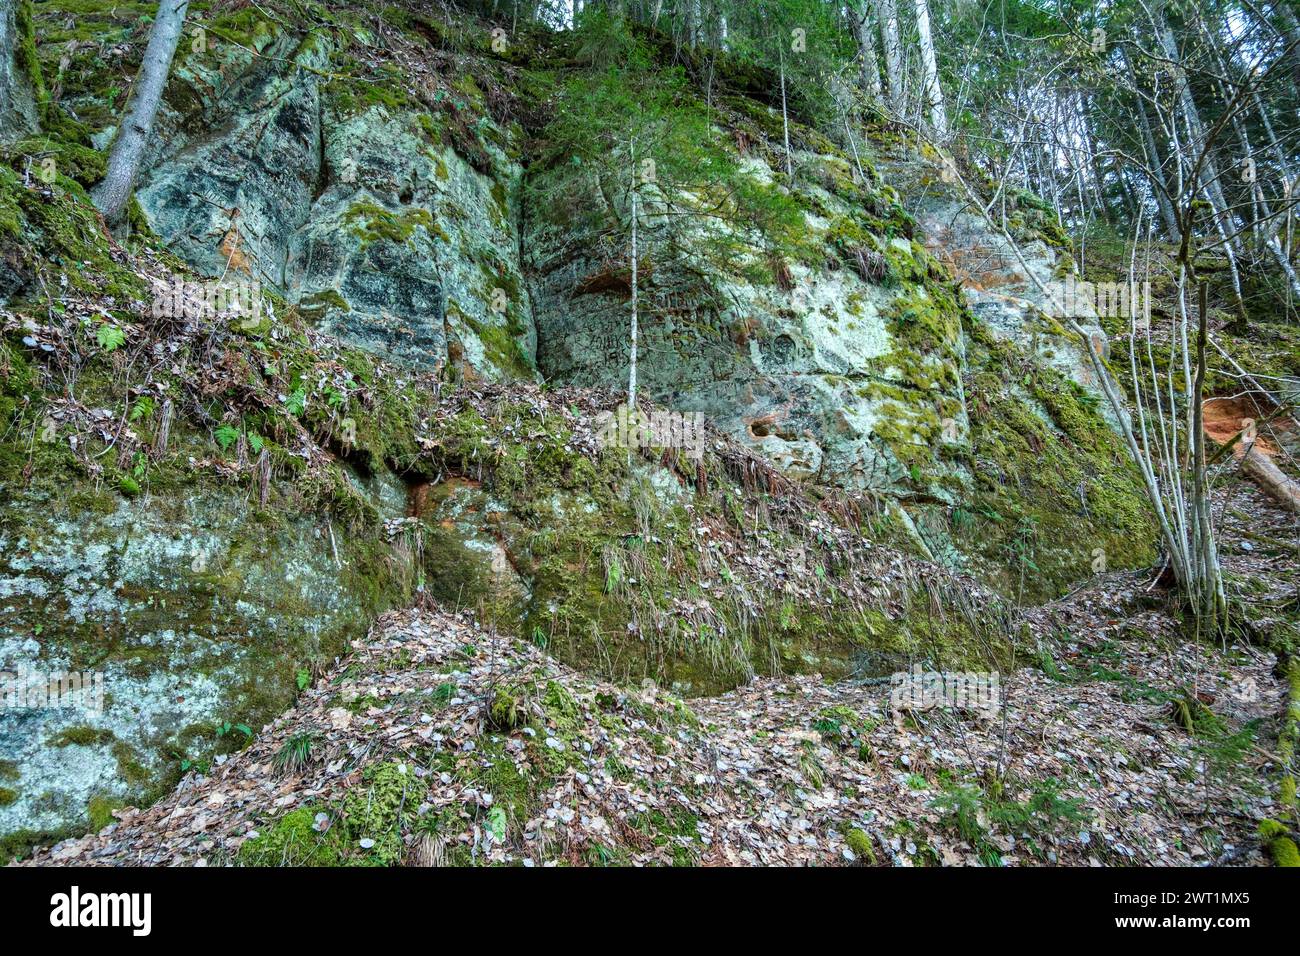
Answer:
[0,1,1154,854]
[133,9,1150,579]
[135,21,533,378]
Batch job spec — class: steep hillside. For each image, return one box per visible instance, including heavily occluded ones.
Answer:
[16,599,1284,867]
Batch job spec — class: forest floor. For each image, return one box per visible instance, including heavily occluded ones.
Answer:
[16,466,1296,867]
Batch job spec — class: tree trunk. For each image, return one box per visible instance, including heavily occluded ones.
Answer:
[1130,78,1180,236]
[0,0,39,142]
[1191,282,1226,633]
[1155,8,1238,254]
[1240,445,1300,514]
[877,0,905,115]
[1079,93,1111,223]
[628,137,639,407]
[853,3,882,101]
[93,0,189,226]
[778,42,792,182]
[912,0,947,137]
[1274,1,1300,90]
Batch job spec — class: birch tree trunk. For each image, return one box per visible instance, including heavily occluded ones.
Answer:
[93,0,189,226]
[1274,1,1300,90]
[912,0,947,137]
[778,41,793,182]
[628,137,639,407]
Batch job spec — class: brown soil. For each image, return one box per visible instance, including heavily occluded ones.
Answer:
[1202,395,1283,457]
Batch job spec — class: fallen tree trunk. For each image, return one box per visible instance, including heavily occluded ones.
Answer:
[1239,444,1300,514]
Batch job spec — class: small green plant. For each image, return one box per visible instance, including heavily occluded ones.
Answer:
[604,555,622,594]
[931,783,984,842]
[995,777,1090,832]
[1036,645,1071,681]
[128,396,154,423]
[1194,719,1262,789]
[179,755,210,775]
[273,732,316,775]
[799,741,826,790]
[215,424,240,451]
[812,705,874,751]
[486,806,508,843]
[487,685,530,731]
[932,777,1090,865]
[1170,689,1226,737]
[95,323,126,351]
[216,721,253,742]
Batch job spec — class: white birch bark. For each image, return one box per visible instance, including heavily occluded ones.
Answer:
[912,0,947,136]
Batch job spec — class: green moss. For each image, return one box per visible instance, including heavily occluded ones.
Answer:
[814,706,873,747]
[461,739,533,829]
[203,6,283,52]
[1269,836,1300,866]
[1006,188,1071,253]
[628,803,703,865]
[341,761,417,864]
[452,304,535,380]
[956,318,1157,599]
[0,161,144,300]
[845,827,876,863]
[343,201,435,248]
[86,794,121,831]
[0,787,17,808]
[242,761,426,867]
[14,0,45,108]
[1,827,75,864]
[47,726,115,747]
[10,135,105,186]
[1260,819,1299,867]
[488,685,530,731]
[239,805,348,866]
[297,288,351,317]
